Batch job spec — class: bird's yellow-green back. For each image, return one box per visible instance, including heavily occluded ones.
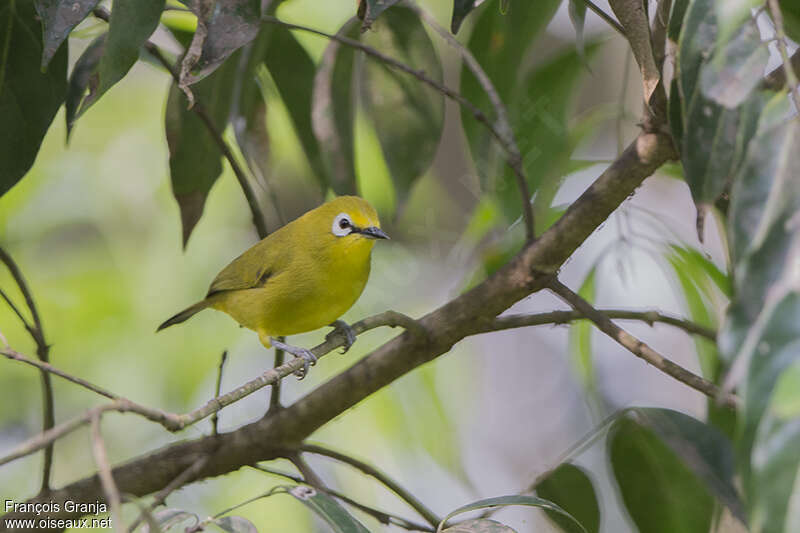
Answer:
[158,196,387,347]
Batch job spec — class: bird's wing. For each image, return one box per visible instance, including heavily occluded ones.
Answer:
[206,237,290,296]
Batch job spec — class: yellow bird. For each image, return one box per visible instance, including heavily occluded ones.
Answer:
[157,196,389,376]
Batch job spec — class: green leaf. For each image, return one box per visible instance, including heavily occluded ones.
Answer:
[780,0,800,42]
[361,6,444,208]
[719,94,800,533]
[451,0,480,34]
[667,0,689,42]
[262,26,327,189]
[609,415,715,533]
[34,0,99,68]
[191,0,260,83]
[460,0,561,197]
[232,73,269,192]
[569,268,596,392]
[79,0,165,114]
[65,33,106,137]
[442,519,516,533]
[437,495,587,533]
[536,464,600,533]
[165,52,240,246]
[0,0,68,197]
[213,516,258,533]
[700,15,769,108]
[674,0,768,207]
[358,0,402,31]
[635,408,744,522]
[312,18,360,195]
[567,0,587,60]
[286,485,370,533]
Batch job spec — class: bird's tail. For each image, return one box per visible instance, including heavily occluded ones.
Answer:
[156,300,211,332]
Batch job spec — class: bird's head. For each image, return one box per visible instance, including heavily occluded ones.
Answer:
[322,196,389,243]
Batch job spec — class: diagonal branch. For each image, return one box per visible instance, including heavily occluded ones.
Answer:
[89,413,125,532]
[547,278,738,408]
[0,128,678,530]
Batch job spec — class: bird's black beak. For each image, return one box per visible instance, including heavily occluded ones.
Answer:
[358,226,390,240]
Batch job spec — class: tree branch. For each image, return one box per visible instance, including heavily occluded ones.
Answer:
[0,247,55,492]
[579,0,626,35]
[767,0,800,109]
[297,443,440,527]
[89,413,125,532]
[0,128,678,530]
[250,465,434,532]
[547,278,738,408]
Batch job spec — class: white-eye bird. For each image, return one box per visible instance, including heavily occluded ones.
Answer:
[158,196,389,376]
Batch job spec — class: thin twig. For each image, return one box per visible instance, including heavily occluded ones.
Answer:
[211,350,228,436]
[261,14,535,241]
[287,453,326,489]
[90,413,126,532]
[92,7,269,240]
[298,443,441,527]
[548,278,738,408]
[128,456,209,531]
[579,0,626,35]
[250,465,434,532]
[0,247,55,492]
[410,3,534,241]
[481,308,716,340]
[0,311,426,467]
[768,0,800,109]
[270,338,285,410]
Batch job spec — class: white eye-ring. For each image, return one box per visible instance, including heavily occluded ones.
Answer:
[332,213,353,237]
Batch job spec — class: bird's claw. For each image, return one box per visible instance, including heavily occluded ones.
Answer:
[327,320,356,354]
[293,349,317,380]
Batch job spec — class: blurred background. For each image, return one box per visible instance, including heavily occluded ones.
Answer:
[0,0,730,530]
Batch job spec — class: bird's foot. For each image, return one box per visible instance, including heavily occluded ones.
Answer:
[327,320,356,353]
[270,337,317,379]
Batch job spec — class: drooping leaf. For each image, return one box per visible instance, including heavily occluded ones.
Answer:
[700,15,769,109]
[674,0,768,207]
[780,0,800,42]
[65,33,106,137]
[361,6,444,208]
[667,0,689,42]
[78,0,165,115]
[165,52,240,246]
[262,26,327,189]
[34,0,100,68]
[609,415,715,533]
[451,0,481,34]
[460,0,561,193]
[437,495,587,533]
[569,267,596,392]
[312,18,360,195]
[357,0,402,31]
[719,93,800,533]
[286,485,371,533]
[442,519,516,533]
[0,0,68,196]
[141,508,198,532]
[536,464,600,533]
[567,0,587,60]
[189,0,260,84]
[232,74,269,192]
[213,516,258,533]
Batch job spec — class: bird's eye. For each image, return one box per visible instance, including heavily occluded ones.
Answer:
[332,213,353,237]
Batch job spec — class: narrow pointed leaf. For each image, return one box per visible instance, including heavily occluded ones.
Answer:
[451,0,482,34]
[286,486,370,533]
[165,52,240,245]
[214,516,258,533]
[34,0,100,68]
[78,0,165,114]
[536,464,600,533]
[189,0,260,83]
[437,495,587,533]
[568,0,587,59]
[0,0,67,196]
[443,519,516,533]
[262,26,327,188]
[569,268,596,391]
[362,6,444,207]
[65,33,106,137]
[312,18,360,195]
[358,0,402,31]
